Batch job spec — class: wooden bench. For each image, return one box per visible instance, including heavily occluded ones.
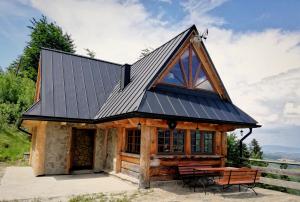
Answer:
[215,168,261,195]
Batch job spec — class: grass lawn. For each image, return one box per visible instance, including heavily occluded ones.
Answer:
[0,126,30,163]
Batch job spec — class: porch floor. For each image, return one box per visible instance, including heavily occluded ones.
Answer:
[0,166,137,201]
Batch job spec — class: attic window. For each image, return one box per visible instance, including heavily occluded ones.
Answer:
[161,45,214,92]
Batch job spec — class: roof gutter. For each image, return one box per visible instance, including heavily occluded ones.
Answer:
[239,128,253,164]
[17,119,32,136]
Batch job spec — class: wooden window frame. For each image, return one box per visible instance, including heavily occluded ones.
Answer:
[159,44,216,92]
[157,128,185,154]
[125,129,141,154]
[190,130,215,155]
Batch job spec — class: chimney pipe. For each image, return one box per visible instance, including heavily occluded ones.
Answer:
[120,64,131,90]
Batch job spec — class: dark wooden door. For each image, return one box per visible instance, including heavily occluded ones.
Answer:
[71,129,95,170]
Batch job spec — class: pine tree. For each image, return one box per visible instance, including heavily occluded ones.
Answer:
[8,15,75,81]
[249,138,263,159]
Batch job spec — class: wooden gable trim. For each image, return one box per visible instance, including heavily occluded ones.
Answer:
[155,31,195,85]
[34,62,41,102]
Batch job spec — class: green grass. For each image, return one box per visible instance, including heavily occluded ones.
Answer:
[68,190,153,202]
[0,126,30,163]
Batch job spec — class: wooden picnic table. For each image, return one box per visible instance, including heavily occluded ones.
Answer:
[191,167,239,193]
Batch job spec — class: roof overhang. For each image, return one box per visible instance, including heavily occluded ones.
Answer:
[20,111,261,129]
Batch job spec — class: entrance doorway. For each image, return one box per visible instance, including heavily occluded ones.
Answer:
[71,129,95,170]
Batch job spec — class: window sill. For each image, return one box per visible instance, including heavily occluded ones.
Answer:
[152,154,223,159]
[121,152,140,158]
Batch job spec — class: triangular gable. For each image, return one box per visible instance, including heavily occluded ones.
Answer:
[154,32,231,101]
[161,44,214,92]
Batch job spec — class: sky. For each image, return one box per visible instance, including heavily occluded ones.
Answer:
[0,0,299,147]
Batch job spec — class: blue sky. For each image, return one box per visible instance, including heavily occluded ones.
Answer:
[1,0,300,68]
[1,0,300,148]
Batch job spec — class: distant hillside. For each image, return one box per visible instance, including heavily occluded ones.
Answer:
[262,145,300,161]
[262,145,300,154]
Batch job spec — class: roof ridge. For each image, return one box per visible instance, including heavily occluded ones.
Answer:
[41,47,122,66]
[128,25,196,67]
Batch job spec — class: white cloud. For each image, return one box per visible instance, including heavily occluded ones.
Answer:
[29,0,181,63]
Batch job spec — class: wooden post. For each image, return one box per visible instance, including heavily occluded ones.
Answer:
[185,130,191,155]
[29,127,37,165]
[116,127,124,173]
[34,121,47,176]
[215,131,222,155]
[221,132,227,167]
[150,128,157,155]
[139,125,151,188]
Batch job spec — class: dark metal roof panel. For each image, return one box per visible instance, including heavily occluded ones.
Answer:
[25,48,121,119]
[95,26,193,119]
[138,89,257,125]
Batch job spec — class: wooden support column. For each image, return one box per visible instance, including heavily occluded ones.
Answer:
[150,128,157,155]
[215,131,222,155]
[185,130,191,155]
[116,127,125,173]
[29,127,37,165]
[221,132,227,167]
[221,132,227,157]
[139,125,151,188]
[34,121,47,176]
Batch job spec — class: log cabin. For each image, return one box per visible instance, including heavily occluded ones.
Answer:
[20,25,260,188]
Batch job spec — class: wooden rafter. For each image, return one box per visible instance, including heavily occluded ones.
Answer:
[188,45,193,88]
[179,58,188,86]
[193,63,202,87]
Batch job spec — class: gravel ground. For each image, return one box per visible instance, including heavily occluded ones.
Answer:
[0,162,7,185]
[1,166,300,202]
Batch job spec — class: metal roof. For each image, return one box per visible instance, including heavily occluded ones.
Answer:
[95,25,193,119]
[23,25,258,127]
[24,48,121,119]
[137,85,257,125]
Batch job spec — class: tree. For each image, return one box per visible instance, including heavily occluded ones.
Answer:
[249,138,263,159]
[8,15,75,81]
[0,72,35,128]
[139,48,153,59]
[85,48,96,58]
[227,132,250,166]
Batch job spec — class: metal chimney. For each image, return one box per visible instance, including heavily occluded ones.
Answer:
[120,64,131,90]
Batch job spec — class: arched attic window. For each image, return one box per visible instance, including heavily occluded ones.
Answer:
[161,45,214,92]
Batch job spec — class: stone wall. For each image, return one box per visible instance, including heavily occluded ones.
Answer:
[44,122,69,175]
[29,121,118,175]
[94,129,106,172]
[104,128,117,171]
